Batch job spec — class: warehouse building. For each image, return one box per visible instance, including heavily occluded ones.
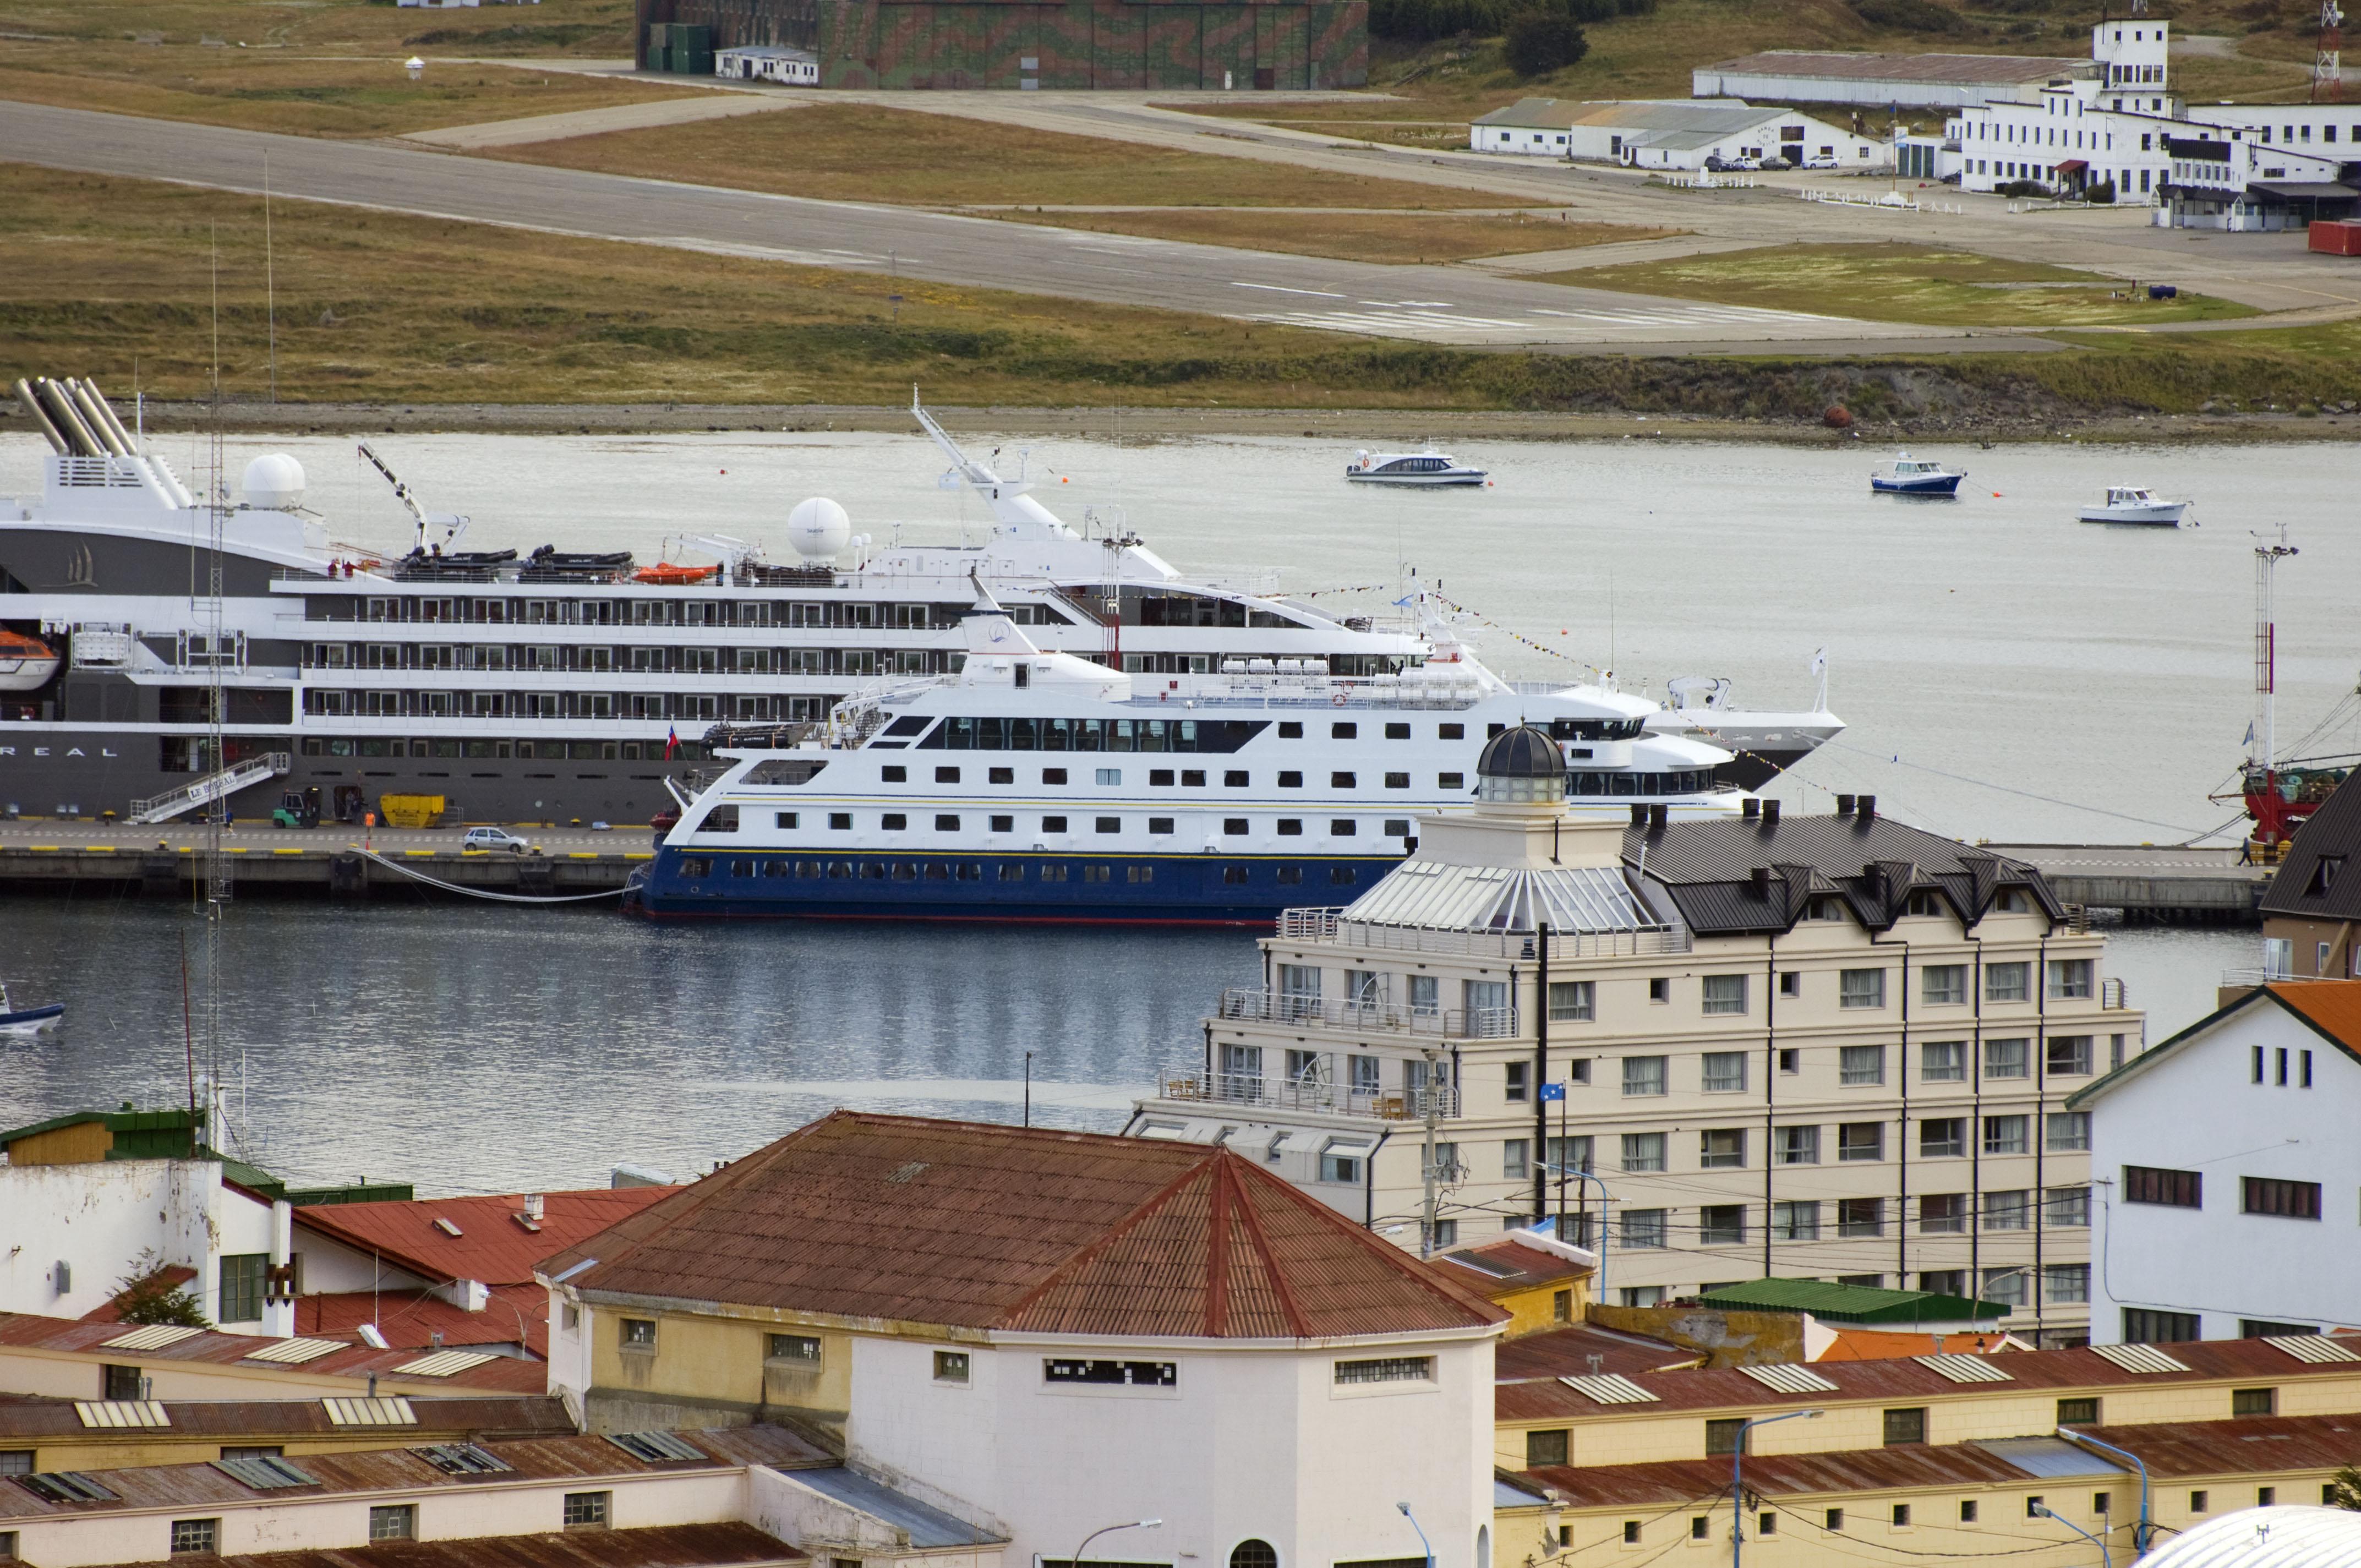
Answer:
[636,0,1367,90]
[1471,97,1883,168]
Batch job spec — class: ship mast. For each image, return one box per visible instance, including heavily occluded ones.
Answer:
[2253,525,2298,777]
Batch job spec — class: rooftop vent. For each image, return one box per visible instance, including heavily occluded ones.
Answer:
[1762,799,1781,827]
[1836,794,1857,816]
[412,1443,511,1476]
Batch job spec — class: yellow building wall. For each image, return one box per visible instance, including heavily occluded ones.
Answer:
[1494,1275,1594,1338]
[589,1304,854,1426]
[6,1122,113,1166]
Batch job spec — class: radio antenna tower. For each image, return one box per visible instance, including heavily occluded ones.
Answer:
[201,227,236,1155]
[2316,0,2345,100]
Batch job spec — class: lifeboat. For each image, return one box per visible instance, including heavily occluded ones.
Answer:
[0,631,60,693]
[632,562,721,584]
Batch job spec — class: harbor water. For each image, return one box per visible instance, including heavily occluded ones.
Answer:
[1,429,2353,1192]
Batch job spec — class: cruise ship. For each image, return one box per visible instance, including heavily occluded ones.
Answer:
[0,378,1840,827]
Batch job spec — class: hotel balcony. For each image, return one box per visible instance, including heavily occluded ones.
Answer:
[1213,987,1520,1041]
[1152,1067,1460,1123]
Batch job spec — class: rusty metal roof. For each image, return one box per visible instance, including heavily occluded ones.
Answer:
[0,1428,832,1523]
[0,1314,547,1394]
[0,1396,570,1441]
[103,1522,801,1568]
[1435,1238,1594,1294]
[542,1112,1506,1340]
[294,1286,554,1358]
[1497,1334,2361,1423]
[1496,1325,1697,1383]
[296,1189,677,1289]
[1521,1413,2361,1511]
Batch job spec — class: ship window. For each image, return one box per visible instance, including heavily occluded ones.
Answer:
[1127,866,1155,883]
[1331,866,1357,884]
[1333,722,1357,739]
[1043,768,1068,785]
[1385,772,1409,789]
[1149,817,1174,834]
[935,815,960,831]
[1225,771,1248,787]
[1278,866,1303,884]
[1439,772,1465,790]
[1224,865,1249,884]
[1440,724,1464,739]
[829,813,851,830]
[1225,818,1249,835]
[798,861,820,877]
[1084,865,1112,882]
[774,812,798,829]
[1331,820,1357,836]
[1385,819,1411,837]
[1182,770,1205,786]
[1280,772,1304,788]
[863,862,888,879]
[990,814,1013,832]
[936,766,960,784]
[882,814,907,831]
[1043,816,1068,832]
[1041,864,1068,882]
[882,765,906,783]
[1151,769,1174,786]
[1278,820,1303,836]
[1279,722,1303,738]
[989,767,1013,785]
[1386,723,1411,739]
[1332,772,1356,788]
[1095,817,1121,834]
[999,864,1025,881]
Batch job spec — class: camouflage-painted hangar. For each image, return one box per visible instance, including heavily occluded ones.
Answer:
[636,0,1368,90]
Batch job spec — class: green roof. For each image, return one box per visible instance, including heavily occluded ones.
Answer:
[0,1105,206,1159]
[1698,1278,2012,1324]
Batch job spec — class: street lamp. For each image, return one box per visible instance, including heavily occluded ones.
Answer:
[2031,1501,2112,1568]
[1538,1160,1614,1299]
[1731,1408,1822,1568]
[2057,1427,2152,1554]
[1070,1518,1162,1568]
[1395,1501,1434,1568]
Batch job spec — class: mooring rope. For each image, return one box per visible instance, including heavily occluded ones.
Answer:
[353,849,630,903]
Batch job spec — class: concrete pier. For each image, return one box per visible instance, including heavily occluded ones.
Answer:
[1980,844,2271,925]
[0,823,647,899]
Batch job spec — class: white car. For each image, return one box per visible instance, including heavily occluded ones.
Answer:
[462,826,534,854]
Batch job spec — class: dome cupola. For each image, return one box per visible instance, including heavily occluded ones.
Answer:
[1475,723,1565,804]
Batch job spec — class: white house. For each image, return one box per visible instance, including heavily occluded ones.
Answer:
[714,45,819,85]
[1470,98,1883,170]
[2071,981,2361,1344]
[539,1111,1510,1568]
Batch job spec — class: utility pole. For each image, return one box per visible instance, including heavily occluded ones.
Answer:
[1420,1047,1442,1257]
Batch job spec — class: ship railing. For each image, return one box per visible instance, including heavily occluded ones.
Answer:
[1214,988,1522,1040]
[1153,1070,1457,1122]
[701,721,823,753]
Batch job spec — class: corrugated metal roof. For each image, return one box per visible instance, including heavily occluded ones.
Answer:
[542,1112,1506,1341]
[392,1351,499,1379]
[1918,1353,2014,1384]
[102,1325,204,1352]
[1559,1373,1658,1405]
[1436,1236,1592,1292]
[74,1401,170,1429]
[0,1314,548,1394]
[0,1428,832,1523]
[1496,1336,2361,1423]
[0,1396,564,1441]
[241,1339,345,1366]
[2089,1343,2191,1375]
[1738,1364,1838,1395]
[2073,1413,2361,1480]
[1701,48,2087,85]
[100,1522,804,1568]
[782,1468,1003,1548]
[1343,860,1663,936]
[2268,1334,2361,1365]
[1972,1436,2124,1478]
[1495,1324,1696,1383]
[296,1284,550,1357]
[296,1188,677,1289]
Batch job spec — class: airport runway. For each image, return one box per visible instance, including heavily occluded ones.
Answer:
[0,100,1983,352]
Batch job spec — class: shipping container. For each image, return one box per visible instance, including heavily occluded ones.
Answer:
[2311,219,2361,256]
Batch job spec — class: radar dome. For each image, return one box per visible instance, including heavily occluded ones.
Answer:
[786,496,851,560]
[241,453,307,511]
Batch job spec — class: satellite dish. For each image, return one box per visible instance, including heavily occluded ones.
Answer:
[241,452,307,510]
[786,496,851,561]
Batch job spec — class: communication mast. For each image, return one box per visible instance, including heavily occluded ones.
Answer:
[2319,0,2345,102]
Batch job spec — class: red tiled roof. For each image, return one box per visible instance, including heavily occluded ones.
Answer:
[1436,1236,1594,1295]
[296,1285,551,1358]
[1816,1328,2020,1363]
[0,1313,548,1394]
[2269,980,2361,1055]
[114,1523,803,1568]
[1495,1324,1698,1383]
[542,1112,1507,1340]
[1497,1335,2361,1422]
[1522,1412,2361,1509]
[296,1188,677,1287]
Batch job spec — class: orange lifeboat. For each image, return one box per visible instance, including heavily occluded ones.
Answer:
[631,562,720,585]
[0,631,60,693]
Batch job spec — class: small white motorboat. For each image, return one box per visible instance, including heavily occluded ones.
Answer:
[0,980,62,1032]
[1870,451,1964,495]
[1346,450,1488,487]
[2079,485,2189,526]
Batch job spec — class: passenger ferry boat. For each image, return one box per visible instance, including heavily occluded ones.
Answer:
[1346,451,1488,487]
[0,378,1834,826]
[626,599,1758,921]
[1870,452,1965,496]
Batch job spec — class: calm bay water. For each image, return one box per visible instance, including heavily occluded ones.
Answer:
[0,428,2351,1193]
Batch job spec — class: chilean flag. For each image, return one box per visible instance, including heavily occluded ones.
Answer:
[665,724,679,760]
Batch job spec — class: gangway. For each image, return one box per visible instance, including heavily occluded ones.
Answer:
[128,752,291,826]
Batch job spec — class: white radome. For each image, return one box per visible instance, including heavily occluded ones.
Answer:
[241,453,307,511]
[786,496,851,560]
[2139,1507,2361,1568]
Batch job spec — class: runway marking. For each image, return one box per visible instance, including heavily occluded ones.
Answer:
[1232,281,1348,298]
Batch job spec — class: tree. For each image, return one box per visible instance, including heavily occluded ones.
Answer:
[111,1250,210,1329]
[1504,5,1587,77]
[2327,1465,2361,1511]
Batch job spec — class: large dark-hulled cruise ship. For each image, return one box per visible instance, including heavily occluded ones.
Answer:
[1,379,1841,828]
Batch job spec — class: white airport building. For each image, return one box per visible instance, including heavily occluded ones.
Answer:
[1469,97,1883,169]
[714,44,820,84]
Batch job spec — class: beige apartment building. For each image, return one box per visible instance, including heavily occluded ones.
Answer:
[1128,726,2144,1345]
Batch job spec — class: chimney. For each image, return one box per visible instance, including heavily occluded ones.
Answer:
[1630,804,1648,827]
[1836,793,1857,817]
[1648,803,1668,834]
[1859,795,1877,822]
[1762,799,1782,827]
[523,1193,545,1222]
[1742,799,1760,820]
[1750,866,1772,898]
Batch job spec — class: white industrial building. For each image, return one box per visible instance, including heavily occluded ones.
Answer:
[1693,47,2091,109]
[2073,982,2361,1345]
[714,45,819,84]
[1470,97,1883,169]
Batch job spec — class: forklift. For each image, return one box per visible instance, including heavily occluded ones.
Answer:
[271,786,322,829]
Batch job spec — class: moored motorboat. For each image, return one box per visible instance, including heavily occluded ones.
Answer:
[1870,451,1965,495]
[1347,450,1488,487]
[2078,486,2188,526]
[0,980,62,1031]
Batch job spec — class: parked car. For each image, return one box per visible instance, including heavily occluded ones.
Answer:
[462,826,535,854]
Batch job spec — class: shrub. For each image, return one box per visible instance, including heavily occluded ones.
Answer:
[112,1251,210,1329]
[1369,0,1509,41]
[1852,0,1965,30]
[1504,6,1588,75]
[2084,180,2116,203]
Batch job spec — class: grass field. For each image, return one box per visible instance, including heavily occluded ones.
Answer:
[493,104,1519,209]
[6,162,2354,423]
[982,208,1676,263]
[1546,243,2259,327]
[0,0,636,54]
[0,50,702,138]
